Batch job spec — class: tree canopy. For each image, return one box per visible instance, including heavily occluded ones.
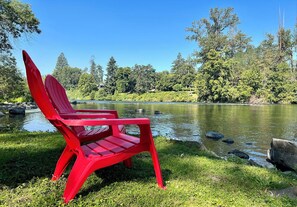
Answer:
[0,0,41,54]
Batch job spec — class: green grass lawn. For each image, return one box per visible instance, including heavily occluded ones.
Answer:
[0,132,297,206]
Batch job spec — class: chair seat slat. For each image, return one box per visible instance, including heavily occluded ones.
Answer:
[97,139,125,153]
[105,136,135,149]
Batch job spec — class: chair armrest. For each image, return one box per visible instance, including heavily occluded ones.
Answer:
[60,113,116,119]
[75,109,119,118]
[61,118,152,143]
[61,118,150,126]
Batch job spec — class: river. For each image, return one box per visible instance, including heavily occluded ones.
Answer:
[2,101,297,166]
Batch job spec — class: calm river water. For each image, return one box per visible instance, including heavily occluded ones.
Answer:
[2,101,297,165]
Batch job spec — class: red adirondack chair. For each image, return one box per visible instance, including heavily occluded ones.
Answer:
[44,74,132,180]
[45,74,125,143]
[22,50,165,203]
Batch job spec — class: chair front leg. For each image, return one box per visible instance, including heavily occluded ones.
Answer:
[149,145,166,189]
[52,145,75,181]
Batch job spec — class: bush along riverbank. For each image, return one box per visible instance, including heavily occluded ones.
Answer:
[0,131,297,206]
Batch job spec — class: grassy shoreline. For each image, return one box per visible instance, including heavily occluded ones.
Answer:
[67,91,198,103]
[0,131,297,206]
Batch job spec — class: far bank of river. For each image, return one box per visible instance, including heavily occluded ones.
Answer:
[1,101,297,166]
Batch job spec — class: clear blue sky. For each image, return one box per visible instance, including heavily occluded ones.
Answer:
[12,0,297,75]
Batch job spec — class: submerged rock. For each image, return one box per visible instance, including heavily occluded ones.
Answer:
[222,138,234,144]
[228,149,249,159]
[245,142,253,145]
[0,111,4,117]
[205,131,224,140]
[154,110,162,115]
[267,138,297,172]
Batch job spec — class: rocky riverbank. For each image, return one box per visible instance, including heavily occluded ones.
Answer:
[0,102,37,116]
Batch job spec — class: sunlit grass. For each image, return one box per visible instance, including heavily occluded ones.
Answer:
[0,132,296,206]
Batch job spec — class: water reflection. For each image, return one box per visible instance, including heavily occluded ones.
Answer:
[0,110,55,132]
[2,102,297,165]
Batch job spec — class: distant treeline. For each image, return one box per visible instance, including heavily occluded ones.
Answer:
[2,6,297,104]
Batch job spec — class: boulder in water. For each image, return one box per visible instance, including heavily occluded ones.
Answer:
[9,107,25,115]
[205,131,224,140]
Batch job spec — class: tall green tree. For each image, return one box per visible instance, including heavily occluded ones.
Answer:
[195,49,236,102]
[105,57,118,95]
[90,57,96,79]
[52,52,69,81]
[52,53,83,89]
[96,64,104,84]
[171,53,196,89]
[89,57,103,86]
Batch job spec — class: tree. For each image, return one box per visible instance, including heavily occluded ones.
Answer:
[62,67,82,89]
[195,49,236,102]
[89,57,103,86]
[52,52,69,81]
[96,64,103,84]
[277,27,294,68]
[155,71,175,91]
[51,53,83,90]
[171,53,196,89]
[105,57,118,95]
[132,64,156,94]
[0,0,41,53]
[115,67,134,93]
[90,57,96,79]
[0,55,25,100]
[78,73,97,96]
[186,7,243,62]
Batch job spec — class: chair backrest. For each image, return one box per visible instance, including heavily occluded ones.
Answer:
[45,75,76,114]
[22,50,58,120]
[45,75,85,134]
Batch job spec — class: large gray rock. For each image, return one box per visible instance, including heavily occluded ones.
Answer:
[267,138,297,172]
[0,111,4,117]
[9,107,25,115]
